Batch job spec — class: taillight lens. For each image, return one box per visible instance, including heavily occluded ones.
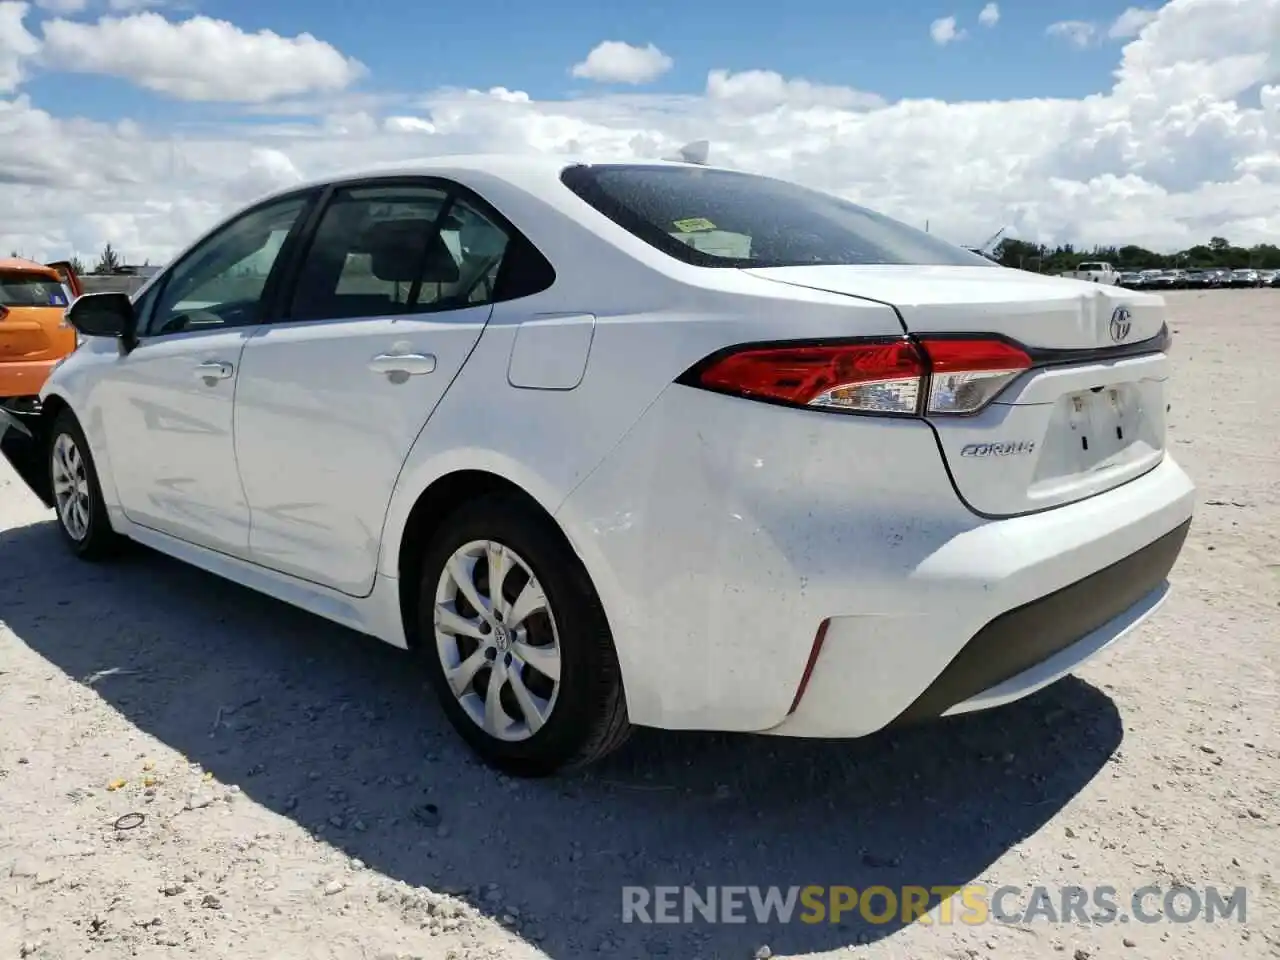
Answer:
[683,336,1031,417]
[917,338,1032,415]
[693,340,925,414]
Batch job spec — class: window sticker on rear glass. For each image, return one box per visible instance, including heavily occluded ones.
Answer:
[49,290,67,306]
[671,217,717,233]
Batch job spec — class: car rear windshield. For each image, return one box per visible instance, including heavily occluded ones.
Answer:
[559,164,994,269]
[0,273,67,307]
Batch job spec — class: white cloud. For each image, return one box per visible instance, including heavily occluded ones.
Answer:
[705,68,883,110]
[930,16,967,45]
[978,3,1000,27]
[2,0,1280,266]
[40,12,366,102]
[0,1,39,93]
[1051,7,1163,48]
[1047,19,1099,48]
[570,41,672,85]
[1109,6,1160,38]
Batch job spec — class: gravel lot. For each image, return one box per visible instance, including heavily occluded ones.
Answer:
[1,290,1276,960]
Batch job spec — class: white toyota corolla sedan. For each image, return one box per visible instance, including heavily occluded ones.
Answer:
[0,156,1195,776]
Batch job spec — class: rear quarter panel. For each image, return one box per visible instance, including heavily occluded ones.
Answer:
[375,258,906,584]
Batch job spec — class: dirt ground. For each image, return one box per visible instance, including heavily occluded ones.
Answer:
[1,290,1276,960]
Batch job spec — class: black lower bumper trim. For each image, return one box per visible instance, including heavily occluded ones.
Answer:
[1,412,54,508]
[1,396,42,415]
[894,517,1192,725]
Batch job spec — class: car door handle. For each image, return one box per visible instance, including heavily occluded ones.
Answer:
[193,360,234,381]
[369,352,436,376]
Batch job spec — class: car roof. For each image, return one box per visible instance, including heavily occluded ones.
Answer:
[250,154,743,207]
[0,257,60,278]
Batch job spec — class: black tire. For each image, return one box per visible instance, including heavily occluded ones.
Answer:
[416,492,631,777]
[47,409,122,561]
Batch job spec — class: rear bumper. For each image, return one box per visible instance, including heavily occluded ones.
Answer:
[894,517,1189,724]
[557,384,1195,735]
[0,358,57,399]
[768,457,1194,738]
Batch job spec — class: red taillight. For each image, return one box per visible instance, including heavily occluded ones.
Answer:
[691,339,926,415]
[683,336,1031,417]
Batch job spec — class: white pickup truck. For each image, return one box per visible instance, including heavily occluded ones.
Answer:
[1060,261,1119,284]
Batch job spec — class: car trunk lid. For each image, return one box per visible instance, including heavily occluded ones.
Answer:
[743,264,1170,517]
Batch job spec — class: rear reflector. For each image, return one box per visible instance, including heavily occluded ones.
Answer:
[683,337,1032,416]
[788,618,830,715]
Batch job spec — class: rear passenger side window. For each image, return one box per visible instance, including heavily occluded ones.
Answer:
[288,183,516,322]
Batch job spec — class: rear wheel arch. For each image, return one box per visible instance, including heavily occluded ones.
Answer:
[395,470,601,650]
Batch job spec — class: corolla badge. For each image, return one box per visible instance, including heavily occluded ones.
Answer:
[960,441,1036,458]
[1109,306,1132,343]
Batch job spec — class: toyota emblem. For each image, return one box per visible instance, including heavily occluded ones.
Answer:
[1109,306,1132,343]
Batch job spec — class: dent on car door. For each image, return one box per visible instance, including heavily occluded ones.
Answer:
[98,191,317,555]
[233,179,519,596]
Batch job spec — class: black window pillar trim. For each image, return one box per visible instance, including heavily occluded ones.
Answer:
[256,187,329,326]
[256,184,336,325]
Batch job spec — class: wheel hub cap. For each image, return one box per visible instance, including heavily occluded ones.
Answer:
[492,624,511,651]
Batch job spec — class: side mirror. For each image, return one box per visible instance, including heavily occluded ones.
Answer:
[66,292,138,347]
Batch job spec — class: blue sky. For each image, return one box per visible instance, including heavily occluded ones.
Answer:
[24,0,1149,124]
[7,0,1277,260]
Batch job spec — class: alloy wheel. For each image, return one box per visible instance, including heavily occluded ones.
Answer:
[51,433,91,541]
[433,539,562,741]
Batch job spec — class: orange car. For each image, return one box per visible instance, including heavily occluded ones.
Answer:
[0,258,83,412]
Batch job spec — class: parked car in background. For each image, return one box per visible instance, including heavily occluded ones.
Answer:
[1149,270,1182,290]
[1061,261,1118,284]
[1230,269,1261,288]
[0,156,1194,775]
[1116,272,1145,289]
[1260,270,1279,287]
[0,258,83,414]
[1182,270,1212,289]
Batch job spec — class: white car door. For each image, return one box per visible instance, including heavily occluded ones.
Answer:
[232,179,517,596]
[99,191,317,556]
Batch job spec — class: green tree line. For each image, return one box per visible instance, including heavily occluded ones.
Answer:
[993,236,1280,273]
